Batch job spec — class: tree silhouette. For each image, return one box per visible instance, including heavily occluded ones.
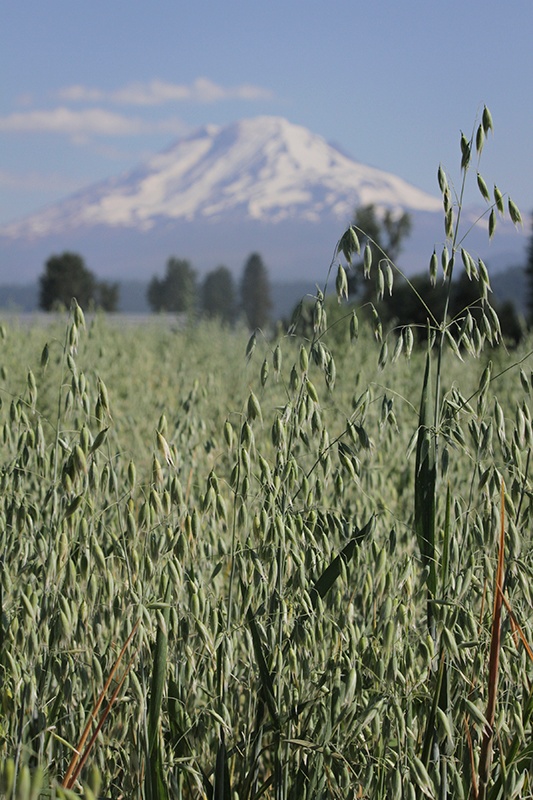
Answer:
[39,251,118,311]
[240,253,272,329]
[147,258,197,313]
[97,281,120,312]
[202,266,236,324]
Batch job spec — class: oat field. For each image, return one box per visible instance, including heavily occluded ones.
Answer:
[0,290,531,800]
[2,112,533,799]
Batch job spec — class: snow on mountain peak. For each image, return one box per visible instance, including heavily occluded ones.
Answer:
[1,115,442,240]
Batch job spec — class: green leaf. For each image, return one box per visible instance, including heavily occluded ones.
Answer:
[246,605,279,727]
[414,354,437,598]
[213,729,231,800]
[310,517,374,605]
[148,580,171,754]
[145,581,171,800]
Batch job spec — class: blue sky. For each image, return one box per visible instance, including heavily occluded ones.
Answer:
[2,1,532,228]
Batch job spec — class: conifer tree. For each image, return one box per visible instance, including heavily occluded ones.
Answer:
[147,257,197,313]
[240,252,272,329]
[39,251,118,311]
[202,266,236,324]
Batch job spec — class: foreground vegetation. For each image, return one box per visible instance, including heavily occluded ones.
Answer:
[1,110,533,799]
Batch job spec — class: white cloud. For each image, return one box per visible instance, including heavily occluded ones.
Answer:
[57,77,274,106]
[0,107,187,139]
[57,85,104,103]
[0,77,272,143]
[0,107,146,136]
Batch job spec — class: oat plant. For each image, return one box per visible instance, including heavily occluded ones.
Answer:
[1,111,533,800]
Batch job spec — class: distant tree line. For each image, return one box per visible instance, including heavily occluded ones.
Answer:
[36,204,532,341]
[37,250,273,329]
[146,251,272,328]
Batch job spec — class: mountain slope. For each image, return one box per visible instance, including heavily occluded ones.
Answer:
[0,116,525,282]
[1,116,442,239]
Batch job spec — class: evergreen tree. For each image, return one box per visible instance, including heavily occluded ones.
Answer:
[202,266,236,324]
[97,280,120,312]
[39,251,119,311]
[240,253,272,330]
[147,258,197,313]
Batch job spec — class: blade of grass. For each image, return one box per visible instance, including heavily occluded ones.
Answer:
[213,727,231,800]
[288,516,374,648]
[309,517,374,607]
[245,600,279,729]
[464,716,478,800]
[145,579,171,800]
[438,486,453,800]
[148,581,171,754]
[414,352,437,640]
[420,652,446,769]
[478,480,506,800]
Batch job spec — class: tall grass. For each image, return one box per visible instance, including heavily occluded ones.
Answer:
[1,112,533,798]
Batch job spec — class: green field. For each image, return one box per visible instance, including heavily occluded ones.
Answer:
[2,113,533,799]
[0,286,532,799]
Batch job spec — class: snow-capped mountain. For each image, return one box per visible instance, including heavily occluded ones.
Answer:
[0,117,440,238]
[0,117,525,283]
[2,117,442,240]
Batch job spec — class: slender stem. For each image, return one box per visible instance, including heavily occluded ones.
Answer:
[52,312,73,487]
[434,163,468,432]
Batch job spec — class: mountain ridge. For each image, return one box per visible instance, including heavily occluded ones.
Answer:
[0,116,526,282]
[1,116,443,239]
